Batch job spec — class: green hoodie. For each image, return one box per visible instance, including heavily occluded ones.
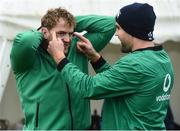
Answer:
[59,46,174,130]
[10,15,115,130]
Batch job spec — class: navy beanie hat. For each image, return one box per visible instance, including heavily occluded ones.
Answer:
[116,3,156,41]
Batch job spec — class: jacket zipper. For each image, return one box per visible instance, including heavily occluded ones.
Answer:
[35,102,39,128]
[66,83,73,129]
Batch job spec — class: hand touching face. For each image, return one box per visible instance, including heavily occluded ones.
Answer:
[47,31,65,64]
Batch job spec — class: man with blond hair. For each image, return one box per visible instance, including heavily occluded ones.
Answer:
[10,7,115,129]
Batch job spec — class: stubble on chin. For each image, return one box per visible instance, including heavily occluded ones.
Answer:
[121,43,132,53]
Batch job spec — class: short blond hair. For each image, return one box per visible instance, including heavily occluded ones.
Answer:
[41,7,76,30]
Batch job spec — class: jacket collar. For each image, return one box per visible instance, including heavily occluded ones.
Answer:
[132,45,163,52]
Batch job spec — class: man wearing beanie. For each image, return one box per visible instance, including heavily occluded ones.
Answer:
[46,3,174,130]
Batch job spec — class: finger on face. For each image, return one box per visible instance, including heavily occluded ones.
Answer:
[73,32,89,43]
[50,31,57,41]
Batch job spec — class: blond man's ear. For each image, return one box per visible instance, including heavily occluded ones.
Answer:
[41,27,49,39]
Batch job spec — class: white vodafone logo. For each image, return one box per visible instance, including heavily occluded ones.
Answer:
[163,73,171,92]
[156,73,171,102]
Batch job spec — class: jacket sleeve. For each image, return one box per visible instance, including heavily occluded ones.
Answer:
[10,30,43,73]
[60,59,143,99]
[75,15,116,52]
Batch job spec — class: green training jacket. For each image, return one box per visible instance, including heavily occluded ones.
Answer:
[59,46,174,130]
[10,15,115,130]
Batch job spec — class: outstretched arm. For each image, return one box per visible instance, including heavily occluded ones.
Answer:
[47,31,142,99]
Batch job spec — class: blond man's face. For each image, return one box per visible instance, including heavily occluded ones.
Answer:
[44,18,74,54]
